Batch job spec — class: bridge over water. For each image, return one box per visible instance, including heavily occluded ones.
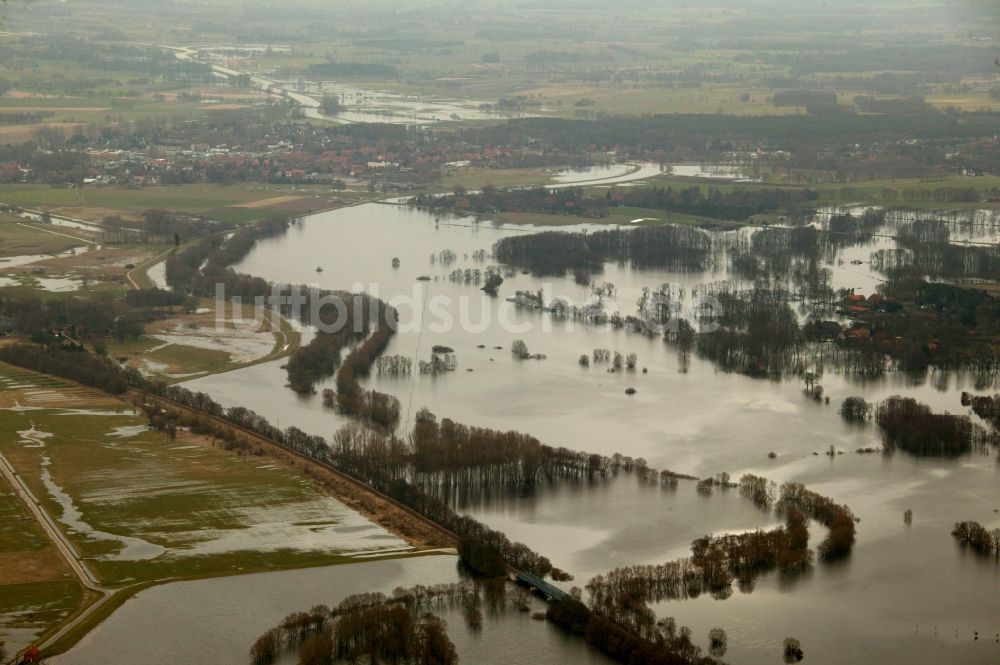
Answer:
[514,571,570,602]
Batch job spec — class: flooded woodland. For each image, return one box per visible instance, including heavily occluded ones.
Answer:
[97,199,1000,665]
[3,2,1000,663]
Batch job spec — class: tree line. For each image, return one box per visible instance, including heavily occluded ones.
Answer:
[161,214,405,413]
[123,288,192,309]
[0,291,147,342]
[572,473,853,665]
[417,183,817,223]
[0,344,128,394]
[250,585,464,665]
[546,596,711,665]
[951,521,1000,556]
[836,393,999,458]
[585,508,810,624]
[778,482,856,560]
[333,301,401,428]
[961,392,1000,430]
[617,184,818,221]
[284,292,394,394]
[130,378,559,579]
[415,409,693,493]
[165,216,290,300]
[875,395,989,457]
[492,225,713,277]
[872,243,1000,282]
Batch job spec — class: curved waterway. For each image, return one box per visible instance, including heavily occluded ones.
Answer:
[106,202,1000,663]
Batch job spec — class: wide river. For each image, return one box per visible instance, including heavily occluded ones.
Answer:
[63,199,1000,664]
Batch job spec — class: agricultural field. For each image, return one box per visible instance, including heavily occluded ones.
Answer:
[519,83,806,118]
[0,39,271,124]
[0,483,84,656]
[0,362,413,590]
[0,184,358,230]
[0,242,164,298]
[0,184,311,217]
[0,216,92,258]
[437,166,562,191]
[624,173,1000,210]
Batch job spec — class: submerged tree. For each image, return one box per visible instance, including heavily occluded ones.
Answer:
[839,396,872,423]
[708,627,728,658]
[783,637,804,663]
[250,628,282,665]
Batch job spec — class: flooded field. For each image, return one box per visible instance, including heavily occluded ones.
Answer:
[0,362,409,583]
[549,162,665,187]
[146,260,167,289]
[171,201,1000,663]
[667,164,759,182]
[302,80,541,124]
[51,555,614,665]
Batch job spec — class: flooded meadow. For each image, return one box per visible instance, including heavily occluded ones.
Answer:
[163,200,1000,663]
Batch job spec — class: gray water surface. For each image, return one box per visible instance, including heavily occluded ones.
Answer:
[167,203,1000,663]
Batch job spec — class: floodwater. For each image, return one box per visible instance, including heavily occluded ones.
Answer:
[38,454,167,562]
[141,202,1000,662]
[818,204,1000,243]
[146,259,167,289]
[14,210,102,233]
[549,162,665,187]
[173,46,538,127]
[0,246,91,270]
[52,555,614,665]
[668,163,760,182]
[302,80,541,125]
[550,163,633,184]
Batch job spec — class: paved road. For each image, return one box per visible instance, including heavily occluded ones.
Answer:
[0,450,113,657]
